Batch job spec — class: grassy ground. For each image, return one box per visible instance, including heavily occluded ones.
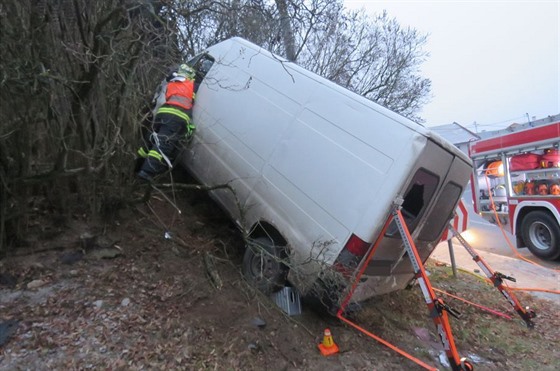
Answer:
[1,190,558,370]
[354,262,560,370]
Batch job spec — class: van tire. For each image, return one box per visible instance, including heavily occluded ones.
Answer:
[521,211,560,260]
[242,237,288,294]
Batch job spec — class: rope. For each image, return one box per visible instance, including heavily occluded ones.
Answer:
[443,262,560,296]
[150,131,174,169]
[433,288,513,320]
[337,209,468,370]
[483,174,560,275]
[145,121,186,233]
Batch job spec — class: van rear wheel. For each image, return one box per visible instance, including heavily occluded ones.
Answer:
[242,237,288,294]
[521,211,560,260]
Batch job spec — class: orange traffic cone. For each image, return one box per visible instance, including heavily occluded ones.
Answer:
[318,328,339,356]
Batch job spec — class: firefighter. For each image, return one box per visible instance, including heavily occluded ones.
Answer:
[137,64,197,182]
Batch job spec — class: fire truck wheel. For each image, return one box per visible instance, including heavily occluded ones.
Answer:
[242,237,288,294]
[521,211,560,260]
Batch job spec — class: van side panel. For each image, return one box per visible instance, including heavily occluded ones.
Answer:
[269,109,394,226]
[188,46,306,219]
[194,41,420,259]
[259,108,397,265]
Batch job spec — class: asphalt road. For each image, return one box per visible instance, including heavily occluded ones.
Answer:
[458,210,559,269]
[431,194,560,304]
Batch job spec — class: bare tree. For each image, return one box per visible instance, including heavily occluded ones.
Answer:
[170,0,430,121]
[171,0,281,55]
[296,8,431,122]
[0,0,182,252]
[0,0,432,252]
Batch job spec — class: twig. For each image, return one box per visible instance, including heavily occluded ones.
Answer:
[150,185,182,214]
[203,252,223,289]
[157,182,234,192]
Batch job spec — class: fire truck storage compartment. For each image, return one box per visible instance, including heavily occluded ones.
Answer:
[510,149,560,196]
[475,159,508,213]
[541,148,560,168]
[510,153,541,171]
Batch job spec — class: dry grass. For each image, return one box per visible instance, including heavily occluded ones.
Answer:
[1,193,558,370]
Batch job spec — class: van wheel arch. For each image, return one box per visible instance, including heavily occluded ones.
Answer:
[242,236,288,294]
[248,221,288,247]
[242,221,289,294]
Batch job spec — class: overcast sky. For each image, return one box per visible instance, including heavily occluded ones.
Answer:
[343,0,559,130]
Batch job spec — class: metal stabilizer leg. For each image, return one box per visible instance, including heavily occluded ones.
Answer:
[448,225,536,328]
[392,206,473,371]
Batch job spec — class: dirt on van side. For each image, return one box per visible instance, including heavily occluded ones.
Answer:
[1,186,559,370]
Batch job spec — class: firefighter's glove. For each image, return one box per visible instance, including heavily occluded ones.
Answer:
[186,123,196,138]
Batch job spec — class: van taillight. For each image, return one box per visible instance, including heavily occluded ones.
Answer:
[344,234,370,258]
[333,234,370,277]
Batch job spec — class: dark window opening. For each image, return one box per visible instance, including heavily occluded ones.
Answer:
[386,169,440,237]
[188,53,215,88]
[402,183,424,218]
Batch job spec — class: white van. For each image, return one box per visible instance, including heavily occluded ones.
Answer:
[183,37,472,309]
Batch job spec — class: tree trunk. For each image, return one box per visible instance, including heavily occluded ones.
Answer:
[275,0,296,61]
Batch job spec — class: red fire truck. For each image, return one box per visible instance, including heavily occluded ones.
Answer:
[469,119,560,260]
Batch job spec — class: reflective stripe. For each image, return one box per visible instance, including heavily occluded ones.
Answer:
[167,95,193,109]
[149,133,173,169]
[148,150,163,161]
[137,147,148,158]
[157,106,191,124]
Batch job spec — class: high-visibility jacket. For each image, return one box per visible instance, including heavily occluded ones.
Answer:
[152,77,196,137]
[165,79,194,110]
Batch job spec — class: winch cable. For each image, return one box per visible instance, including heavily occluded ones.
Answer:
[484,174,560,276]
[442,268,560,295]
[145,126,184,234]
[139,178,182,237]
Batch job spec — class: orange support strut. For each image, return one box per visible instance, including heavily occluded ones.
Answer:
[448,224,536,327]
[337,203,473,371]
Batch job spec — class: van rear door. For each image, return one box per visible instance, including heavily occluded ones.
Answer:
[349,140,471,299]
